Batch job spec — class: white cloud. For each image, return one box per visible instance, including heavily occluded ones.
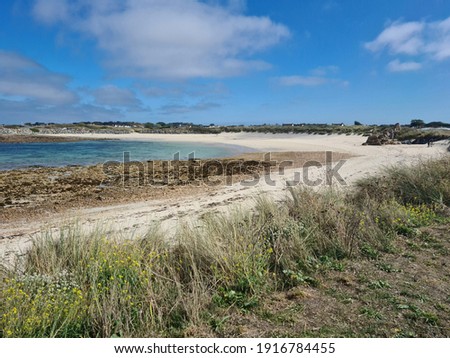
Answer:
[0,51,77,105]
[387,59,422,72]
[425,17,450,60]
[0,51,153,123]
[0,51,39,70]
[365,21,424,55]
[32,0,70,24]
[365,16,450,67]
[32,0,290,80]
[276,76,329,87]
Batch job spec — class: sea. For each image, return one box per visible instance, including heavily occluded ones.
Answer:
[0,140,250,171]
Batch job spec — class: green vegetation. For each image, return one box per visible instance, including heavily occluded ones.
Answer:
[394,127,450,143]
[356,156,450,206]
[3,120,449,144]
[8,120,450,137]
[1,157,449,337]
[410,119,450,129]
[410,119,425,128]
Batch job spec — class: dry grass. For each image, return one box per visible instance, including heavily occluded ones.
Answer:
[1,156,449,337]
[355,155,450,206]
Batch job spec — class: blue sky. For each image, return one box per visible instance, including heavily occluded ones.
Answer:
[1,0,450,125]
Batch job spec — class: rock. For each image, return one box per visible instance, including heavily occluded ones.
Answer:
[364,135,383,145]
[364,134,400,146]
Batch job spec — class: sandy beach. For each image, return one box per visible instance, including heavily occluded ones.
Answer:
[1,132,448,262]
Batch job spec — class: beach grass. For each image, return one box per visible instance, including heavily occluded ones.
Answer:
[1,157,449,337]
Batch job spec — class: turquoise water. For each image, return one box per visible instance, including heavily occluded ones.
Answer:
[0,140,250,171]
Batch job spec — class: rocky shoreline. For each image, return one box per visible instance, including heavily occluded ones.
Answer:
[0,151,351,222]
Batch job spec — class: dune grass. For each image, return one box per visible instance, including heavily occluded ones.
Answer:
[1,157,449,337]
[355,156,450,206]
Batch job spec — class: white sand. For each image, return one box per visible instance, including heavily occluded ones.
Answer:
[1,133,448,262]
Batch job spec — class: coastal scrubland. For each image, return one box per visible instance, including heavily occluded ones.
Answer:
[0,156,449,337]
[2,122,450,144]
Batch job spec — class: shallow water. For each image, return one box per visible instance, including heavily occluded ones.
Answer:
[0,140,250,170]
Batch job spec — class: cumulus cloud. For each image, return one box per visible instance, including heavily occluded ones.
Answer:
[365,17,450,67]
[387,59,422,72]
[365,21,424,55]
[0,51,151,123]
[0,50,77,105]
[32,0,290,80]
[426,17,450,60]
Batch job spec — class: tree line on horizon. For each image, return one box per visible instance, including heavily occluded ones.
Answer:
[7,119,450,129]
